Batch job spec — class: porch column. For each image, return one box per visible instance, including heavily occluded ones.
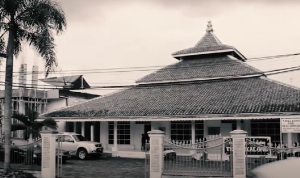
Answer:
[91,122,94,141]
[287,133,293,147]
[73,122,77,133]
[81,122,85,136]
[112,121,118,156]
[236,120,241,130]
[191,121,195,144]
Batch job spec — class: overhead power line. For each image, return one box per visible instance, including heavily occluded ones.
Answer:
[1,52,300,75]
[0,65,300,90]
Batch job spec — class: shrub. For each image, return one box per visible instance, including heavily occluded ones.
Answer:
[0,171,37,178]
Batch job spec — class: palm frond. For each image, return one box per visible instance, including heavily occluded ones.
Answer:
[16,0,67,34]
[33,118,57,130]
[40,118,57,129]
[24,107,39,122]
[17,26,57,77]
[11,123,27,132]
[13,0,66,77]
[12,113,31,126]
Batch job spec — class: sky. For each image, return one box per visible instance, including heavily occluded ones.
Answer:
[1,0,300,95]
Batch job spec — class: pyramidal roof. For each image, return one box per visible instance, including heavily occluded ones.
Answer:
[172,21,246,61]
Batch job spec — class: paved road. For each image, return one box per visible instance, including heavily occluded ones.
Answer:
[62,157,148,178]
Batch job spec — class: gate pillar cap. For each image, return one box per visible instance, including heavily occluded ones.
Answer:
[230,129,247,135]
[148,130,165,135]
[40,130,59,135]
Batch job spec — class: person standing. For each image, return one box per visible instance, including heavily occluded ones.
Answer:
[141,134,146,151]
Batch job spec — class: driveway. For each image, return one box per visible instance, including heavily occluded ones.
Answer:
[62,157,147,178]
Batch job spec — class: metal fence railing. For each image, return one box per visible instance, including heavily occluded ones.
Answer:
[162,135,233,177]
[0,140,41,173]
[0,136,66,176]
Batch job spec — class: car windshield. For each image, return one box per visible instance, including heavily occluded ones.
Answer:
[72,135,87,142]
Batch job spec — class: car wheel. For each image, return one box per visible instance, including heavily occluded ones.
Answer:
[77,148,88,160]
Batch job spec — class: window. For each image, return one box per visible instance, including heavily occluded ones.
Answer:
[73,134,87,142]
[171,121,191,142]
[108,122,130,145]
[251,119,280,144]
[195,121,204,140]
[208,127,220,135]
[63,135,74,142]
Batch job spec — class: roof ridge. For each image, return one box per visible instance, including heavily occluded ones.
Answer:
[261,77,300,91]
[227,55,261,73]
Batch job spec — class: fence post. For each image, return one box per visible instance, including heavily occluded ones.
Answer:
[230,129,247,178]
[148,130,165,178]
[40,130,58,178]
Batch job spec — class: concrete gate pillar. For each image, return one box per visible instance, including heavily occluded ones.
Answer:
[230,129,247,178]
[148,130,165,178]
[41,130,58,178]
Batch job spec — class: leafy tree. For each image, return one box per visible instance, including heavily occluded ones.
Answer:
[0,0,66,173]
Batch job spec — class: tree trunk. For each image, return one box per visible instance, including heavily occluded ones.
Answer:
[3,29,15,173]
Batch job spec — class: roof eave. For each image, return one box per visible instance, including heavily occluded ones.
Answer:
[37,112,300,122]
[172,49,246,61]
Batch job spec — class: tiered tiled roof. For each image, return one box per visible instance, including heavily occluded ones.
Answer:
[171,21,246,60]
[40,21,300,119]
[136,55,260,84]
[42,78,300,118]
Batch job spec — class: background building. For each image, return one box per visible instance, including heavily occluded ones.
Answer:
[0,63,99,138]
[40,22,300,158]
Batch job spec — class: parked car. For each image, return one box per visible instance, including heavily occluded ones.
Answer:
[56,132,103,160]
[164,148,176,160]
[0,145,26,164]
[33,145,71,165]
[145,144,176,160]
[251,157,300,178]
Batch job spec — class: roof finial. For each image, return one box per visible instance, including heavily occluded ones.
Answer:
[206,21,213,33]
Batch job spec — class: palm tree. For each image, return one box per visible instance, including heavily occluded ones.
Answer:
[11,109,58,141]
[8,109,57,165]
[0,0,66,173]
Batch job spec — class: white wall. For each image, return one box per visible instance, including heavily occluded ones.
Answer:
[46,98,66,112]
[131,123,144,150]
[99,121,171,152]
[46,96,91,132]
[100,122,108,149]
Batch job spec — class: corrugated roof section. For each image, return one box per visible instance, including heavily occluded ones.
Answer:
[40,75,91,89]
